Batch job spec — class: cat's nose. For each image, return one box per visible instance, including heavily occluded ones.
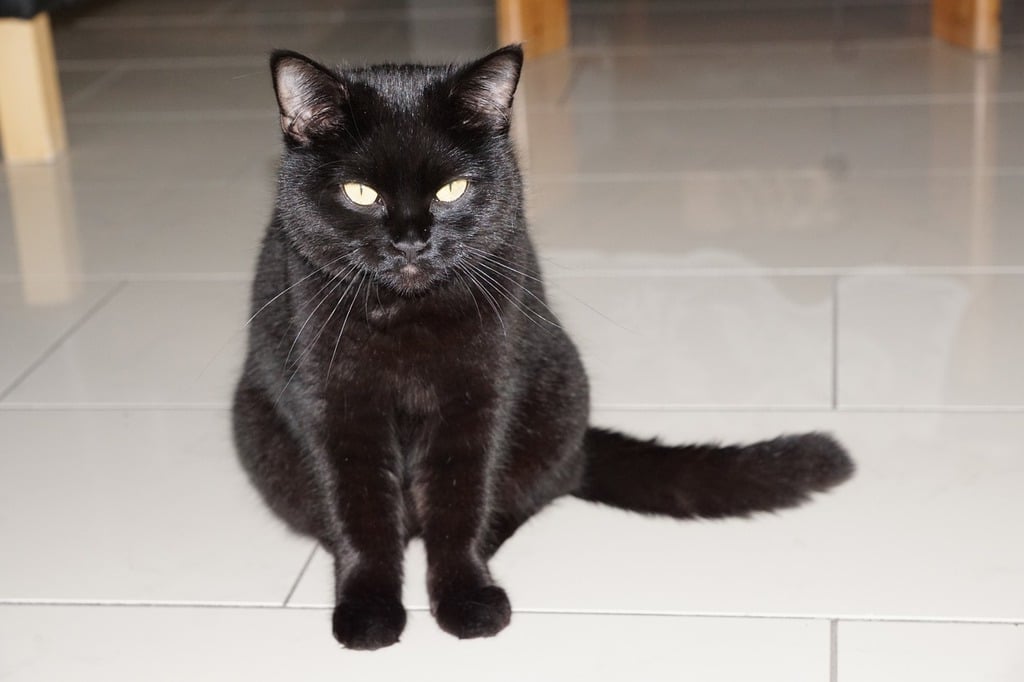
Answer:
[392,239,427,261]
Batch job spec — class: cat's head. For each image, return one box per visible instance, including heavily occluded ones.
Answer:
[270,46,524,297]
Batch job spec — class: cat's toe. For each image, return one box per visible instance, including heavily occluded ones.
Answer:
[332,595,406,650]
[434,584,512,639]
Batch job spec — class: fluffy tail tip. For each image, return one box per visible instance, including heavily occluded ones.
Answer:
[776,431,855,493]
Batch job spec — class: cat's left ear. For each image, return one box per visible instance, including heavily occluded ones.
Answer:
[271,50,346,145]
[450,45,523,134]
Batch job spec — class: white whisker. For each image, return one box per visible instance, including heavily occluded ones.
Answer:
[245,253,348,327]
[327,273,367,383]
[283,269,349,368]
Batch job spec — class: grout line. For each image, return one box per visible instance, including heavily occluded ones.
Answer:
[837,404,1024,413]
[2,402,1024,413]
[65,5,493,30]
[59,91,1024,123]
[831,619,839,682]
[5,267,1024,285]
[52,34,1024,71]
[531,169,1024,181]
[67,110,274,123]
[56,0,944,30]
[533,92,1024,112]
[282,545,319,607]
[63,64,126,109]
[545,267,1024,278]
[0,282,127,402]
[1,600,1022,627]
[0,403,230,411]
[563,35,1024,57]
[58,56,268,71]
[556,59,587,106]
[832,276,840,410]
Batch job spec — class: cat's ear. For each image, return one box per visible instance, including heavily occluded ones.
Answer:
[450,44,523,134]
[271,50,346,145]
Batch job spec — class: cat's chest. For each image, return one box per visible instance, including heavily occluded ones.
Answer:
[351,310,490,409]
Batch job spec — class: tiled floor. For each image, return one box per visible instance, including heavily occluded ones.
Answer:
[1,0,1022,679]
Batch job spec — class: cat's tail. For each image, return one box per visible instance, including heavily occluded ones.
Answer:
[572,428,854,519]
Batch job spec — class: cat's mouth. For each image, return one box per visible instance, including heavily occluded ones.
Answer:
[380,260,436,295]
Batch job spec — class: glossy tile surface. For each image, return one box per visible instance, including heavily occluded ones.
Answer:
[0,177,268,278]
[562,44,1024,103]
[0,282,116,396]
[839,275,1024,407]
[529,173,1024,271]
[2,0,1022,677]
[0,410,312,603]
[524,99,1024,175]
[840,621,1024,682]
[0,607,828,682]
[2,281,248,406]
[549,275,833,407]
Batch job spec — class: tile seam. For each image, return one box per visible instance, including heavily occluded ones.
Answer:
[0,282,127,402]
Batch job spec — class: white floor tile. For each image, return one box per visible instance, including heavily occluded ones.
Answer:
[288,411,1024,623]
[53,22,340,62]
[522,100,1024,175]
[0,282,117,397]
[548,275,833,407]
[63,54,570,117]
[58,69,118,104]
[840,621,1024,682]
[564,43,1022,104]
[0,410,312,604]
[570,4,933,48]
[64,118,277,184]
[54,0,235,19]
[227,0,493,11]
[0,605,829,682]
[53,15,495,64]
[0,179,268,278]
[838,275,1024,407]
[528,173,1024,271]
[65,66,275,115]
[2,281,248,406]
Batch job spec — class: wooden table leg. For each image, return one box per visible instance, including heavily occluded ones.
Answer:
[0,13,68,164]
[497,0,570,59]
[932,0,1001,53]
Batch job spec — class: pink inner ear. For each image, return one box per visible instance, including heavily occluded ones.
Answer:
[274,59,344,141]
[453,49,522,130]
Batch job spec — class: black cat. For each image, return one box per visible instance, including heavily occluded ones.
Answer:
[232,45,853,650]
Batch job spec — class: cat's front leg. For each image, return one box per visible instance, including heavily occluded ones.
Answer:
[318,413,407,650]
[414,397,512,640]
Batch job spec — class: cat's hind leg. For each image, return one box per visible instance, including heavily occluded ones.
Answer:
[231,375,330,544]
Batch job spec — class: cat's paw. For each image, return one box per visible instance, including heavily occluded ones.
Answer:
[433,584,512,639]
[332,594,407,650]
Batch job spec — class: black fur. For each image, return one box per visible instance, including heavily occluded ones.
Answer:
[232,45,854,650]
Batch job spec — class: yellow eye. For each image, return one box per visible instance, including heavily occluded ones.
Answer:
[435,179,468,203]
[342,183,379,206]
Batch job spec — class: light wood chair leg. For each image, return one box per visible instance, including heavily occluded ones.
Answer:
[0,13,68,164]
[5,160,81,304]
[498,0,570,59]
[932,0,1001,53]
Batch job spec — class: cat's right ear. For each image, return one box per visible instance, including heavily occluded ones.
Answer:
[270,50,346,145]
